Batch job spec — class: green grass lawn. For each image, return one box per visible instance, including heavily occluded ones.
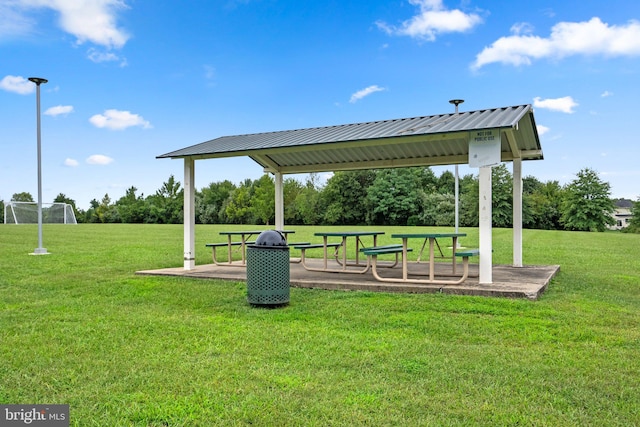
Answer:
[1,224,639,426]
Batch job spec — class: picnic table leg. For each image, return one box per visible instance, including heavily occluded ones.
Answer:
[452,236,458,275]
[240,234,247,265]
[417,238,428,263]
[341,236,348,271]
[323,236,328,270]
[402,238,408,281]
[435,238,445,258]
[227,236,233,264]
[429,238,435,281]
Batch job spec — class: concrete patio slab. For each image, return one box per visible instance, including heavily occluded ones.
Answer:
[137,259,559,300]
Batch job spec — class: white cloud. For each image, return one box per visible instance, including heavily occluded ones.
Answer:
[377,0,482,41]
[2,0,129,49]
[45,105,74,116]
[87,48,127,66]
[350,85,386,103]
[0,75,34,94]
[64,158,79,167]
[510,22,534,36]
[536,125,550,136]
[0,2,34,39]
[601,90,613,97]
[472,17,640,69]
[89,109,152,130]
[86,154,114,165]
[533,96,578,114]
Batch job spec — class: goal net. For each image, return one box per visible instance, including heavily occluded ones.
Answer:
[4,202,77,224]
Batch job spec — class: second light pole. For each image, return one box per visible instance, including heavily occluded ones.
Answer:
[449,99,464,243]
[29,77,49,255]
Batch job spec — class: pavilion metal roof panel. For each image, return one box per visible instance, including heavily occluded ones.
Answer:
[157,104,542,173]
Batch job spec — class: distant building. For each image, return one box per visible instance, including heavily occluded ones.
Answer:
[609,199,634,230]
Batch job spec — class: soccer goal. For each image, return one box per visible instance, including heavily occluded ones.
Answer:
[4,202,77,224]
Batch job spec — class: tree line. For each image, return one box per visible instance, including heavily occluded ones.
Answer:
[3,165,638,232]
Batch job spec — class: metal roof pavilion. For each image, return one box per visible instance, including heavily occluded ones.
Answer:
[158,104,544,284]
[157,104,542,172]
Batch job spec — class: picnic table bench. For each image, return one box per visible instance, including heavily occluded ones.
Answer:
[363,243,479,285]
[207,230,295,266]
[293,231,385,274]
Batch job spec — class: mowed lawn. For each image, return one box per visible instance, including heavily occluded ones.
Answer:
[1,224,639,426]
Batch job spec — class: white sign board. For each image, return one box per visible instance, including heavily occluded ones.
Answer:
[469,129,501,168]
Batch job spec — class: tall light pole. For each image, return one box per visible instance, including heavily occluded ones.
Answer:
[449,99,464,240]
[29,77,49,255]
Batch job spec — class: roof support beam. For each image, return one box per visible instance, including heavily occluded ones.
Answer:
[251,154,281,172]
[504,129,521,159]
[273,154,470,174]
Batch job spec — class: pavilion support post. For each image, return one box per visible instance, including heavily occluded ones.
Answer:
[274,172,284,231]
[513,158,523,267]
[479,166,493,284]
[183,157,195,270]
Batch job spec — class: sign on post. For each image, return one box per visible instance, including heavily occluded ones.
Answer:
[469,129,501,168]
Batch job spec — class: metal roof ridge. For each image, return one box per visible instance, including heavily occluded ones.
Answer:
[215,104,531,139]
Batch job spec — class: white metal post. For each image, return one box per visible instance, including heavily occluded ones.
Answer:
[274,172,284,230]
[513,158,523,267]
[478,166,492,284]
[183,157,195,270]
[455,164,459,235]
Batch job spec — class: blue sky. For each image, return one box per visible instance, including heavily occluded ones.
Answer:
[2,0,640,210]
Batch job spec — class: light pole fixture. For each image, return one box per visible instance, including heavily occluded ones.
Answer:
[449,99,464,112]
[449,99,464,242]
[28,77,49,255]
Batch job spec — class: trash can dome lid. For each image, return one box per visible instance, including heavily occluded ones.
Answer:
[255,230,287,246]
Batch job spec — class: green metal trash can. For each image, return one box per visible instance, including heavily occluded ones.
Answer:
[246,230,290,307]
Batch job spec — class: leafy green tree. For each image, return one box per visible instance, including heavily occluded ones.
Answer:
[492,164,513,228]
[365,168,423,225]
[252,174,275,225]
[419,193,455,226]
[561,168,615,232]
[321,170,375,225]
[225,179,254,224]
[146,175,183,224]
[116,187,147,223]
[283,177,305,225]
[523,175,543,195]
[11,192,34,202]
[95,194,120,223]
[291,174,323,225]
[437,170,455,194]
[524,180,564,230]
[196,180,236,224]
[53,193,76,206]
[83,199,99,223]
[459,174,479,227]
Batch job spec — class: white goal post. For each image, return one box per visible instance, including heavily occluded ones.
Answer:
[4,202,77,224]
